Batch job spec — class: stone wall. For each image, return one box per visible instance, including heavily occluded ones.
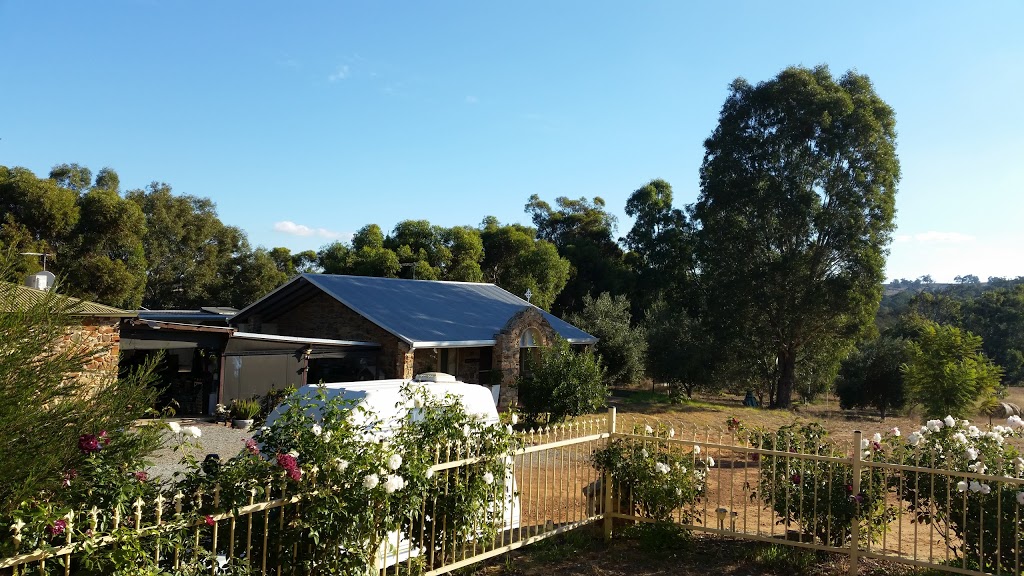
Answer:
[493,306,559,408]
[263,293,414,379]
[57,316,122,386]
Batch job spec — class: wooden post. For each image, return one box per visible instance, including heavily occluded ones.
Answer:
[849,430,862,576]
[602,407,617,542]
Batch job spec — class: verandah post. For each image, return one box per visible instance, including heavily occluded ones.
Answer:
[849,430,862,576]
[602,406,616,542]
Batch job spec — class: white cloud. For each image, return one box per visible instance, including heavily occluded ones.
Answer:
[328,65,350,82]
[894,231,976,244]
[273,221,345,240]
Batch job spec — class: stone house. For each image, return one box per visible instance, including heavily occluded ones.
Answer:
[230,274,597,407]
[2,282,134,385]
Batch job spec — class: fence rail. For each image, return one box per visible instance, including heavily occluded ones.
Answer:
[3,409,1023,576]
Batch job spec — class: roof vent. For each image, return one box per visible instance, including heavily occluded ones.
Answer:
[25,271,56,291]
[413,372,457,383]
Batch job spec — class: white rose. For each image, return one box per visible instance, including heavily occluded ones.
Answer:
[511,414,519,425]
[288,449,299,458]
[482,471,494,485]
[506,425,514,434]
[926,420,943,433]
[462,424,472,437]
[669,428,676,438]
[384,474,405,494]
[952,433,968,445]
[693,445,701,455]
[706,456,715,468]
[956,480,968,492]
[640,449,649,458]
[655,462,670,475]
[969,480,982,493]
[363,474,379,489]
[388,454,403,471]
[871,433,882,443]
[644,425,654,435]
[426,468,435,479]
[980,483,992,495]
[1007,415,1024,429]
[187,426,202,439]
[167,422,181,434]
[944,415,956,428]
[860,438,871,449]
[311,424,322,437]
[335,458,349,472]
[966,447,979,461]
[324,430,332,442]
[890,427,901,437]
[1017,491,1024,505]
[907,432,921,447]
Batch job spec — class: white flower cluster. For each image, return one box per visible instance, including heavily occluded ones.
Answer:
[654,462,671,475]
[167,422,202,438]
[385,474,406,493]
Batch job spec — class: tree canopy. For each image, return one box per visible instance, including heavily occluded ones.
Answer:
[693,65,900,408]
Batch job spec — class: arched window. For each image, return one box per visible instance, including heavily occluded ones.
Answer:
[519,327,542,348]
[519,328,543,376]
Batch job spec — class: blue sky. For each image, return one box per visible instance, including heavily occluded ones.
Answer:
[2,1,1021,282]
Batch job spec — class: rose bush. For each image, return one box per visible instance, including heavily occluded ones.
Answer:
[2,384,519,575]
[882,414,1024,572]
[592,424,709,523]
[749,423,894,546]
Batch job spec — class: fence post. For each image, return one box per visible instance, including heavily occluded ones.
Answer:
[602,406,617,542]
[849,430,862,576]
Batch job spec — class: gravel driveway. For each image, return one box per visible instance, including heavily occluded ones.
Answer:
[146,419,253,483]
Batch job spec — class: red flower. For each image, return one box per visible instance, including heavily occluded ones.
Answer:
[99,430,110,445]
[845,484,853,493]
[245,438,259,455]
[288,467,302,481]
[205,515,215,526]
[134,470,149,482]
[78,434,101,454]
[791,473,802,485]
[46,519,67,537]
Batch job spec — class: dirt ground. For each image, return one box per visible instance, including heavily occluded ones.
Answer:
[467,528,918,576]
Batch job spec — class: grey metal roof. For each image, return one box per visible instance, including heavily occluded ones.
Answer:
[234,274,597,347]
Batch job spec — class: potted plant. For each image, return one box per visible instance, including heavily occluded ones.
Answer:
[230,398,260,431]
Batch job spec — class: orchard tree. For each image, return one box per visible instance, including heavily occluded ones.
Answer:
[903,320,1002,418]
[836,336,909,420]
[567,292,645,386]
[693,65,900,408]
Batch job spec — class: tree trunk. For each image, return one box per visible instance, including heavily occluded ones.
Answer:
[773,351,796,409]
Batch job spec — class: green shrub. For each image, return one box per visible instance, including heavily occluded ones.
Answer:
[748,423,894,546]
[229,397,261,420]
[517,337,607,425]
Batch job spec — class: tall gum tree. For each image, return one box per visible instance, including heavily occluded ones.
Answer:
[693,65,900,408]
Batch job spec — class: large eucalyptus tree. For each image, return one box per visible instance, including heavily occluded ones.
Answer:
[694,65,900,408]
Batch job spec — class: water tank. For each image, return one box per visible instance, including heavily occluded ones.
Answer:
[25,271,56,291]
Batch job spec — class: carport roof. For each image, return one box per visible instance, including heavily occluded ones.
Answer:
[232,274,597,348]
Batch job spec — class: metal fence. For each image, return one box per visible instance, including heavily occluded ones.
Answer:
[3,409,1022,576]
[607,409,1024,576]
[0,417,609,576]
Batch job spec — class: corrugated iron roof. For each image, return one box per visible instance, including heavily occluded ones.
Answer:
[234,274,597,347]
[1,283,136,317]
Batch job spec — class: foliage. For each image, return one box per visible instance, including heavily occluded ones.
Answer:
[0,265,159,515]
[567,292,646,387]
[903,320,1003,418]
[693,65,900,408]
[836,336,909,420]
[621,179,692,315]
[517,338,607,424]
[643,298,716,398]
[748,423,894,546]
[525,194,632,315]
[479,217,570,310]
[2,383,519,575]
[883,415,1024,572]
[228,398,261,420]
[592,424,709,522]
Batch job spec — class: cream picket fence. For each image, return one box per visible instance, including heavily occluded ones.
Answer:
[2,408,1022,575]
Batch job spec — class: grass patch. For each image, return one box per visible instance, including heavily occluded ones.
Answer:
[747,544,821,574]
